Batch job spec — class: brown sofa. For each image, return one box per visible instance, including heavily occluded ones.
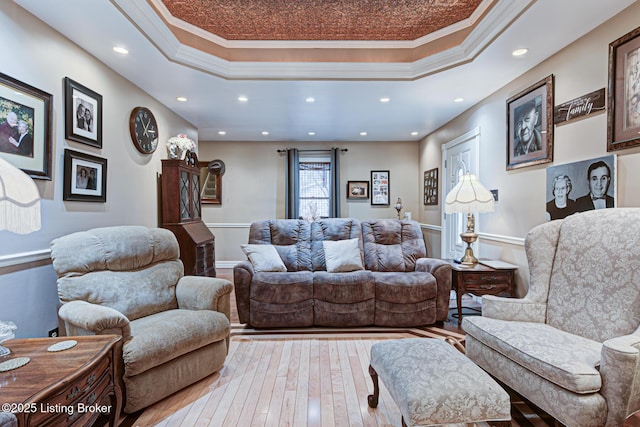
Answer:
[233,218,451,328]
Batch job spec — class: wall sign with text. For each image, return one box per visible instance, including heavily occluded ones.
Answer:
[554,88,606,125]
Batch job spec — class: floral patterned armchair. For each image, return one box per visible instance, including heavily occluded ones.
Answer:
[463,208,640,427]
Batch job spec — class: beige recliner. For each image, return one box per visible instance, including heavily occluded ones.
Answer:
[50,226,233,413]
[463,208,640,427]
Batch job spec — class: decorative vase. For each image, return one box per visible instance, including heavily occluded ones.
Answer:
[167,143,187,160]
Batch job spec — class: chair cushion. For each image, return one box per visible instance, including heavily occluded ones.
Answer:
[463,316,602,394]
[241,244,287,272]
[322,238,364,272]
[124,309,229,377]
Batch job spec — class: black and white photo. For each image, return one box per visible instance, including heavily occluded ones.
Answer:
[64,77,102,148]
[63,149,107,202]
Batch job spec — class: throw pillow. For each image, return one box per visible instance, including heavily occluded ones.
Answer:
[323,238,364,273]
[241,244,287,272]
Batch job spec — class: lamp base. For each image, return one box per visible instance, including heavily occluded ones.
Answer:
[460,232,479,265]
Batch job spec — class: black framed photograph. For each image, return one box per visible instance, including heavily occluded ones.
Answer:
[63,149,107,202]
[347,180,369,200]
[371,170,389,206]
[64,77,102,148]
[0,72,52,179]
[607,26,640,151]
[424,168,438,205]
[545,155,616,221]
[506,74,554,170]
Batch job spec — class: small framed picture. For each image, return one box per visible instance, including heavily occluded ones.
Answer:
[607,26,640,151]
[347,180,369,200]
[63,149,107,202]
[506,75,554,170]
[424,168,438,205]
[371,170,390,206]
[0,72,52,179]
[64,77,102,148]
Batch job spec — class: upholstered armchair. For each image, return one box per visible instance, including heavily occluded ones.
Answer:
[463,208,640,427]
[50,226,233,414]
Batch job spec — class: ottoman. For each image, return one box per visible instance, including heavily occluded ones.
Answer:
[368,338,510,427]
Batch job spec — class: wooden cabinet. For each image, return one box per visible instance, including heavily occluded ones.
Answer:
[161,151,216,277]
[0,335,122,427]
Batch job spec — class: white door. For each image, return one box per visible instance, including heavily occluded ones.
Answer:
[441,128,480,260]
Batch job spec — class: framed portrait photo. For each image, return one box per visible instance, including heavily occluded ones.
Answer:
[63,149,107,202]
[370,170,389,206]
[506,74,554,170]
[64,77,102,148]
[347,180,369,200]
[424,167,438,205]
[607,26,640,151]
[0,72,52,179]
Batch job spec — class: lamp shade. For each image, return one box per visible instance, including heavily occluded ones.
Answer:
[444,173,494,214]
[0,157,41,234]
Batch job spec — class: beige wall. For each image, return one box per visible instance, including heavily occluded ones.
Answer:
[0,2,196,337]
[419,1,640,296]
[198,140,421,264]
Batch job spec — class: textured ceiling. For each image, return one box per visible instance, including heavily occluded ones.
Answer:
[160,0,484,41]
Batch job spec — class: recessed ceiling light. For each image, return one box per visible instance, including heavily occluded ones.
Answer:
[512,48,528,57]
[380,97,391,103]
[360,132,367,136]
[306,97,315,103]
[113,46,129,54]
[454,97,464,103]
[218,131,226,135]
[238,96,248,102]
[176,97,187,102]
[411,131,419,136]
[308,132,316,136]
[261,131,269,135]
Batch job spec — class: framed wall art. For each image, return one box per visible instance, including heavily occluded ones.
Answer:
[607,25,640,151]
[0,72,52,179]
[424,168,438,205]
[506,74,554,170]
[63,149,107,202]
[64,77,102,148]
[371,170,389,206]
[347,180,369,200]
[199,160,223,205]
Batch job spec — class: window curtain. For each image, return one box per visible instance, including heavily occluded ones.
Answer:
[285,148,299,219]
[329,147,340,218]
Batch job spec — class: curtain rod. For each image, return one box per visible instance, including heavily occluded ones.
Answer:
[277,148,348,153]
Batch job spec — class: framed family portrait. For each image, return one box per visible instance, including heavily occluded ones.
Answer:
[347,180,369,200]
[506,74,554,170]
[63,149,107,202]
[64,77,102,148]
[371,170,389,206]
[607,26,640,151]
[424,168,438,205]
[0,72,52,179]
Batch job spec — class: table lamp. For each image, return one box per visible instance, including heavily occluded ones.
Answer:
[394,197,403,219]
[444,172,494,265]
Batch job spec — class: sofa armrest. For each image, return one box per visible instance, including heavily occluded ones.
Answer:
[58,300,131,339]
[481,295,547,322]
[600,333,640,426]
[233,261,254,324]
[176,276,233,321]
[415,258,451,322]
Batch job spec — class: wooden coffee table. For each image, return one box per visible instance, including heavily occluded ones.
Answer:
[0,335,122,427]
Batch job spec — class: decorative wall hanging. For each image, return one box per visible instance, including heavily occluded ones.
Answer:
[63,149,107,202]
[554,88,606,125]
[371,170,389,206]
[347,181,369,200]
[64,77,102,148]
[424,168,438,205]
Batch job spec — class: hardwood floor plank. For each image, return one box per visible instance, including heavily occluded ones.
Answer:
[250,338,285,427]
[293,340,311,427]
[337,340,365,426]
[235,340,276,427]
[319,339,336,427]
[307,339,322,427]
[329,339,349,426]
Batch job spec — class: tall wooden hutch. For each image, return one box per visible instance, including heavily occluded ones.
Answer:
[161,151,216,277]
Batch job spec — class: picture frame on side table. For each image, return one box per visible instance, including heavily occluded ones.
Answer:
[0,72,52,179]
[64,77,102,148]
[506,74,554,170]
[371,170,389,206]
[63,149,107,202]
[607,26,640,151]
[424,168,438,205]
[347,180,369,200]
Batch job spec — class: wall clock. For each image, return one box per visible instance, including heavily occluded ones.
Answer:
[129,106,158,154]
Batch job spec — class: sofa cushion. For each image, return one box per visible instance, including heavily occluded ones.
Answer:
[124,308,229,377]
[241,244,287,272]
[248,220,312,271]
[362,220,427,272]
[250,271,314,303]
[323,238,364,272]
[310,218,362,271]
[373,271,437,303]
[463,316,602,394]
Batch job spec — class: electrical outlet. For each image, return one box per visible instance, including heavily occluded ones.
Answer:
[48,328,59,337]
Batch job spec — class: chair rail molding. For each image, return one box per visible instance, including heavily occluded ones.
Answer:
[420,223,525,247]
[0,248,51,269]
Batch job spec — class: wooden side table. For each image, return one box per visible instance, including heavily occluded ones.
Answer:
[0,335,122,427]
[445,259,517,326]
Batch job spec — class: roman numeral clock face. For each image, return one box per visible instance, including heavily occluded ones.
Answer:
[129,107,158,154]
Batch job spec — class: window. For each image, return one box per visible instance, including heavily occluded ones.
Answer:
[299,158,331,220]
